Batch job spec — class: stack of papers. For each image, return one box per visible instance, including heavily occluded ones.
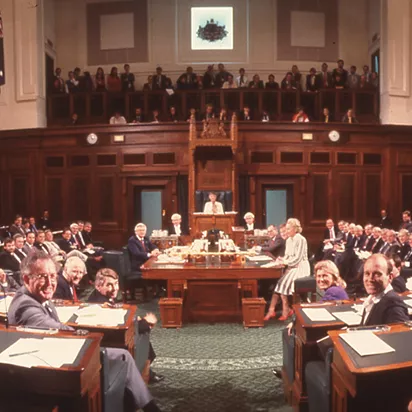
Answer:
[0,337,86,368]
[403,299,412,308]
[75,305,127,327]
[302,308,336,321]
[246,255,272,262]
[339,331,395,356]
[55,306,80,323]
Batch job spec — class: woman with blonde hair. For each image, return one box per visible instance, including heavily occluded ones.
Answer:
[315,260,348,301]
[264,218,310,321]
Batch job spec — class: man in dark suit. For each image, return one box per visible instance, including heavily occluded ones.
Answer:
[389,255,407,294]
[306,67,319,92]
[369,227,384,254]
[34,230,50,255]
[13,233,28,261]
[316,63,332,89]
[361,224,374,252]
[29,216,39,234]
[88,268,164,384]
[261,225,286,258]
[53,256,85,301]
[82,221,94,245]
[8,250,162,412]
[9,214,25,237]
[177,66,198,90]
[202,65,216,89]
[0,238,21,272]
[239,106,252,121]
[379,209,392,229]
[215,63,232,88]
[22,232,36,255]
[57,228,77,253]
[169,214,188,236]
[39,209,51,230]
[400,210,412,232]
[127,223,161,270]
[361,254,408,325]
[152,67,167,90]
[120,63,135,92]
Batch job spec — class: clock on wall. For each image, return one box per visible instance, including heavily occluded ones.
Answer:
[328,130,340,142]
[86,133,98,145]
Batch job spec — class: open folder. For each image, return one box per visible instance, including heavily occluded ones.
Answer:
[339,331,395,357]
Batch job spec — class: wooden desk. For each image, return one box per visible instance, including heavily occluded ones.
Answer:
[191,213,237,235]
[55,303,137,356]
[291,302,354,412]
[142,256,281,323]
[0,326,102,412]
[329,324,412,412]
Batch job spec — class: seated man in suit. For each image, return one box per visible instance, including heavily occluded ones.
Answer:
[57,228,78,253]
[53,256,85,301]
[13,234,28,261]
[203,192,224,214]
[380,209,392,229]
[399,210,412,232]
[0,238,21,272]
[361,254,408,325]
[8,250,162,412]
[88,268,164,384]
[9,214,25,237]
[23,232,36,255]
[260,225,286,258]
[34,230,50,255]
[169,214,187,236]
[128,223,161,270]
[389,254,407,294]
[243,212,256,231]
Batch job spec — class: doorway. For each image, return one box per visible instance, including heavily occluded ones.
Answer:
[45,53,54,95]
[134,188,163,235]
[263,185,294,227]
[371,49,380,74]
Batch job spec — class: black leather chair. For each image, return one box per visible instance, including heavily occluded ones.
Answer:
[304,348,334,412]
[293,276,317,304]
[100,349,127,412]
[195,190,233,212]
[102,250,142,300]
[282,327,295,384]
[134,316,150,373]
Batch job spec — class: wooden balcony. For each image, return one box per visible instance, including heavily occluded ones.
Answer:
[47,88,379,126]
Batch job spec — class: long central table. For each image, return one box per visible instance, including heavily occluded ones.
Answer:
[141,255,282,323]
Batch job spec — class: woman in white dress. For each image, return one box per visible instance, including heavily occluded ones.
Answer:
[264,218,310,321]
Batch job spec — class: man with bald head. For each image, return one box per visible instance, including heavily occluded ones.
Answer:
[361,254,408,325]
[53,256,86,301]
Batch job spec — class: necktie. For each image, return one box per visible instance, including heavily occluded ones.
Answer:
[140,239,146,252]
[329,229,333,239]
[72,286,78,302]
[41,244,48,254]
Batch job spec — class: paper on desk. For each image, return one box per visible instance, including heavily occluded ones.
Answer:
[352,304,364,313]
[339,331,395,357]
[55,306,80,323]
[402,298,412,308]
[0,295,14,313]
[75,306,127,326]
[332,311,362,326]
[302,308,336,322]
[246,255,272,262]
[0,337,86,368]
[406,278,412,291]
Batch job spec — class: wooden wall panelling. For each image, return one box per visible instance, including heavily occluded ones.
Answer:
[336,171,357,222]
[68,175,91,222]
[9,175,30,217]
[45,176,65,225]
[400,173,412,212]
[363,172,382,223]
[98,175,116,223]
[309,172,330,222]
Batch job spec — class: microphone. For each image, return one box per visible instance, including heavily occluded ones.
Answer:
[0,225,9,230]
[0,283,9,329]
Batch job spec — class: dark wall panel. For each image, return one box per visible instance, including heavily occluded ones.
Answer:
[46,177,64,223]
[99,176,114,222]
[312,174,329,220]
[12,177,28,216]
[338,173,355,221]
[364,174,381,220]
[69,177,90,222]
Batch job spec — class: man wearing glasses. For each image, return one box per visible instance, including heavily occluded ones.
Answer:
[8,250,162,412]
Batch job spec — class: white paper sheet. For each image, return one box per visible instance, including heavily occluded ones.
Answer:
[55,306,80,323]
[75,306,127,327]
[246,255,272,262]
[0,337,86,368]
[302,308,336,321]
[0,296,14,314]
[339,331,395,357]
[332,311,362,326]
[403,298,412,308]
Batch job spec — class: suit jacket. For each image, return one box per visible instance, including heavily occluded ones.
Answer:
[323,226,340,241]
[320,113,334,123]
[239,111,253,121]
[9,224,25,237]
[306,74,319,91]
[53,273,76,301]
[177,73,198,89]
[152,74,167,90]
[353,234,366,249]
[370,238,384,254]
[316,71,333,88]
[38,217,51,230]
[15,248,27,261]
[400,242,411,260]
[361,235,374,252]
[127,235,157,269]
[342,114,359,123]
[379,216,392,229]
[0,251,20,272]
[215,71,232,88]
[82,231,93,245]
[57,238,75,254]
[202,71,216,89]
[262,235,285,258]
[265,81,279,90]
[34,242,50,255]
[248,80,264,89]
[8,286,73,330]
[391,276,407,294]
[22,243,35,256]
[399,221,412,232]
[363,290,408,326]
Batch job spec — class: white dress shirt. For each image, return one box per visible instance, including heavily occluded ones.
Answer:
[362,284,393,324]
[174,225,181,236]
[203,201,224,214]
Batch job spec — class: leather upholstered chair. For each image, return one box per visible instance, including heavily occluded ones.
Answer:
[100,348,127,412]
[195,190,233,212]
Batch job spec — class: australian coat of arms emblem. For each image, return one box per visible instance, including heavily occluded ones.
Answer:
[197,19,228,43]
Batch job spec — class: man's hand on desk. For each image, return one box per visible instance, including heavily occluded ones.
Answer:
[150,249,161,258]
[144,312,158,327]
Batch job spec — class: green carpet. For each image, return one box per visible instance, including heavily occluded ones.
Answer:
[137,300,293,412]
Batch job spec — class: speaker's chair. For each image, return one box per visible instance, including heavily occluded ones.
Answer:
[195,190,233,212]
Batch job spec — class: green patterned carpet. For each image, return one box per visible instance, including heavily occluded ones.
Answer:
[137,300,293,412]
